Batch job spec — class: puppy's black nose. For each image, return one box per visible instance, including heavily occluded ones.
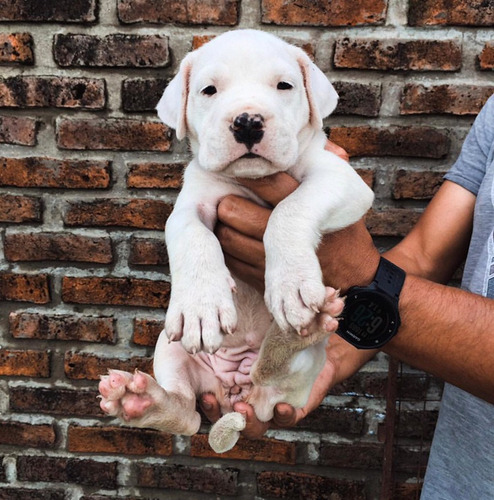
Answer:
[230,113,264,149]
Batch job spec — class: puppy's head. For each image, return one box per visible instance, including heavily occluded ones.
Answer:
[157,30,338,178]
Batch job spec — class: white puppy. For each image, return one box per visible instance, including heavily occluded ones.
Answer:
[99,29,374,453]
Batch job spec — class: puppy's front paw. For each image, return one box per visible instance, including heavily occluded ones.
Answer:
[165,274,237,354]
[265,263,325,333]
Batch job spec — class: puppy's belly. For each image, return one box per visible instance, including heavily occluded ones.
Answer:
[195,345,259,406]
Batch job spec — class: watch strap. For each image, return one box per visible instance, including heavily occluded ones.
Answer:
[373,257,406,301]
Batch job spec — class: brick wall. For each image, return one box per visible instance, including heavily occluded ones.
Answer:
[0,0,492,499]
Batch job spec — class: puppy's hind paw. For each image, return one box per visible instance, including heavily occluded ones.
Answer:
[208,412,246,453]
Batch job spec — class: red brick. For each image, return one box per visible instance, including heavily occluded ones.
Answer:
[392,409,439,440]
[356,168,375,188]
[127,162,184,189]
[393,170,446,200]
[133,318,164,346]
[319,442,383,468]
[333,81,381,116]
[257,471,366,500]
[0,421,56,448]
[68,425,173,455]
[330,126,450,159]
[122,78,167,112]
[10,386,104,417]
[17,456,118,488]
[401,84,494,115]
[408,0,494,26]
[64,351,152,380]
[0,488,64,500]
[330,371,387,398]
[296,406,365,434]
[366,208,422,237]
[0,0,97,22]
[0,77,105,109]
[0,33,33,65]
[0,273,50,303]
[64,198,172,230]
[57,118,172,151]
[0,157,110,188]
[62,276,170,308]
[129,238,169,267]
[0,116,37,146]
[136,463,239,495]
[261,0,387,26]
[393,482,423,500]
[5,233,113,263]
[479,42,494,70]
[394,445,430,474]
[53,34,169,67]
[191,433,296,464]
[9,312,116,343]
[118,0,239,25]
[334,38,462,71]
[0,194,41,223]
[0,349,50,377]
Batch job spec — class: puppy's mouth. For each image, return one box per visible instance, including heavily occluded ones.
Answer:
[241,152,261,159]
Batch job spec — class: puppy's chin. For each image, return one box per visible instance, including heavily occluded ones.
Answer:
[222,155,284,179]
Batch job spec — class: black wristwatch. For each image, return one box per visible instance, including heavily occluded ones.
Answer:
[337,257,406,349]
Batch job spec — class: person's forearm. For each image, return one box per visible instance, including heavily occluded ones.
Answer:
[384,274,494,404]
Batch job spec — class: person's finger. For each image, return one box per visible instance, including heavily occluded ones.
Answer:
[324,140,350,162]
[272,403,298,427]
[224,254,265,292]
[233,402,269,439]
[200,393,222,423]
[217,195,271,240]
[216,223,265,266]
[237,172,299,206]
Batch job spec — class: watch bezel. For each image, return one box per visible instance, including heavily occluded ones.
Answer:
[337,287,401,349]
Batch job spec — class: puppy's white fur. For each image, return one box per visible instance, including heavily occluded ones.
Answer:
[99,30,374,453]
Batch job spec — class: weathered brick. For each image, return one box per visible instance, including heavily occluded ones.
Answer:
[9,312,116,343]
[10,386,104,417]
[0,421,56,448]
[408,0,494,26]
[68,425,173,455]
[0,194,41,223]
[0,273,50,303]
[0,33,33,65]
[334,38,462,71]
[296,406,365,434]
[262,0,387,26]
[62,276,170,308]
[53,34,169,67]
[0,157,111,188]
[393,170,446,200]
[392,409,439,440]
[136,463,239,495]
[118,0,239,25]
[0,488,65,500]
[57,118,172,151]
[5,233,113,263]
[329,126,450,158]
[366,208,422,237]
[401,84,494,115]
[356,168,375,188]
[129,237,169,266]
[257,471,366,500]
[64,198,172,230]
[319,442,383,469]
[0,77,105,108]
[333,81,381,116]
[0,116,37,146]
[127,162,184,189]
[0,349,50,377]
[17,456,118,488]
[479,42,494,70]
[330,371,387,398]
[0,0,97,22]
[122,78,167,112]
[394,445,429,474]
[64,351,152,380]
[133,318,164,346]
[191,433,296,464]
[393,482,423,500]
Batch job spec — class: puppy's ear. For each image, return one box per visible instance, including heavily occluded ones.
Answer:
[156,55,193,140]
[297,50,338,128]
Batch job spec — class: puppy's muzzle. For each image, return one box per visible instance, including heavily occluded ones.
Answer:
[230,113,264,150]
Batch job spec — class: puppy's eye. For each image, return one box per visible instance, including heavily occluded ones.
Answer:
[201,85,217,96]
[277,81,293,90]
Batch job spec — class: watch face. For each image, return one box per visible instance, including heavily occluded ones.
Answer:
[337,289,400,349]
